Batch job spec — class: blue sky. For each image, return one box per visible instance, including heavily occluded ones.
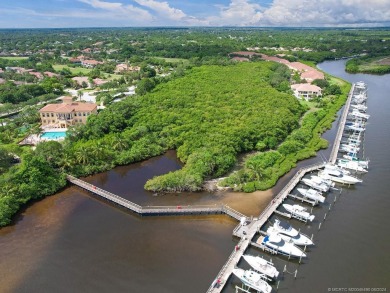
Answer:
[0,0,389,28]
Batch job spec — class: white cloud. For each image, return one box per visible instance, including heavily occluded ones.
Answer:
[210,0,390,26]
[134,0,186,21]
[77,0,153,21]
[211,0,264,26]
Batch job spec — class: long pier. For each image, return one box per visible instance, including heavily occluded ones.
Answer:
[67,175,246,220]
[329,83,355,164]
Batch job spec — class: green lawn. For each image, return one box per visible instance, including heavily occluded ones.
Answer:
[53,65,122,80]
[0,56,29,60]
[53,65,92,75]
[153,57,190,64]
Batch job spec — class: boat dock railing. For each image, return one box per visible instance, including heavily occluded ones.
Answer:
[67,175,246,219]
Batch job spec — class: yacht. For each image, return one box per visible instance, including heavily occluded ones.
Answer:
[258,233,307,258]
[297,188,326,203]
[348,110,370,120]
[282,204,315,222]
[351,104,367,112]
[318,168,362,185]
[242,255,279,280]
[233,268,272,293]
[301,177,330,192]
[309,175,334,188]
[267,218,313,246]
[342,153,369,168]
[337,159,368,173]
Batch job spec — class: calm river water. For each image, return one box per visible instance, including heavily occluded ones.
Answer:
[0,60,389,293]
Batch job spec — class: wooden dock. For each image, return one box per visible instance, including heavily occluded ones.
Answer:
[205,163,324,293]
[329,84,355,164]
[66,175,246,220]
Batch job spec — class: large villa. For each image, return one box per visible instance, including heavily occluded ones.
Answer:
[39,96,97,129]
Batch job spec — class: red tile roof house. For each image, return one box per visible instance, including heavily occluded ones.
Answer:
[291,83,322,101]
[287,62,325,83]
[44,71,60,78]
[39,96,97,129]
[93,78,108,86]
[301,70,325,83]
[114,63,141,73]
[28,71,44,80]
[81,60,103,68]
[72,76,91,88]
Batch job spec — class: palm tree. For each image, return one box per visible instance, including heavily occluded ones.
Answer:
[59,152,74,172]
[245,160,264,181]
[109,134,129,151]
[75,148,90,165]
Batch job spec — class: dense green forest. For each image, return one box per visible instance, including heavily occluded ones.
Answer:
[346,55,390,74]
[0,27,368,226]
[0,61,305,225]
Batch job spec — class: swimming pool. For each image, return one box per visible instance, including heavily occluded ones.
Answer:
[40,131,67,140]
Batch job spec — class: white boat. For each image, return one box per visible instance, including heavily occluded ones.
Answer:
[233,268,272,293]
[337,159,368,173]
[282,204,315,222]
[301,177,330,192]
[242,255,279,280]
[355,81,367,90]
[297,188,326,203]
[342,154,369,168]
[340,144,360,153]
[318,166,362,185]
[348,110,370,120]
[345,124,365,132]
[310,175,335,188]
[259,233,307,258]
[351,104,367,112]
[267,218,313,246]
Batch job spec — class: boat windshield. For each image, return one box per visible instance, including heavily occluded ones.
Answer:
[276,220,291,232]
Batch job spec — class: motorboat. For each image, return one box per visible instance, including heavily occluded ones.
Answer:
[351,104,367,112]
[233,268,272,293]
[301,177,330,192]
[345,124,365,132]
[348,110,370,120]
[340,144,360,153]
[318,166,362,185]
[282,204,315,222]
[342,153,369,168]
[258,233,307,258]
[310,175,334,188]
[337,159,368,173]
[297,188,325,203]
[242,254,279,280]
[267,218,313,246]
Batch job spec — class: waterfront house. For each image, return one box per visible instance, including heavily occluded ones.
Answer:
[291,83,322,100]
[39,96,97,128]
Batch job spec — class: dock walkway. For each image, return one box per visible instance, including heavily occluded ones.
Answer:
[67,175,246,220]
[205,163,324,293]
[329,84,356,164]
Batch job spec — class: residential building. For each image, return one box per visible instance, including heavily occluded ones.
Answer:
[39,96,97,128]
[115,63,141,73]
[291,84,322,100]
[81,59,103,68]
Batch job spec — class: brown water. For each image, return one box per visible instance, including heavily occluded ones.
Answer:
[1,60,389,293]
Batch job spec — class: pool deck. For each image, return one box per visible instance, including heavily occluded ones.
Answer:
[19,128,68,145]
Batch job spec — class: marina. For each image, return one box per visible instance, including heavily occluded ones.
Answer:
[63,80,370,292]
